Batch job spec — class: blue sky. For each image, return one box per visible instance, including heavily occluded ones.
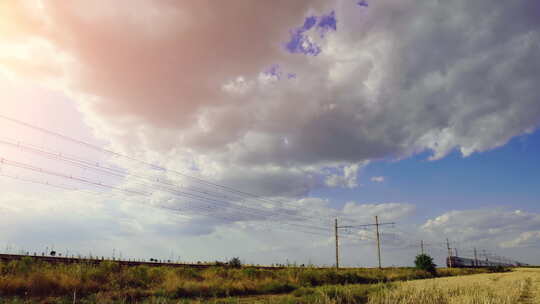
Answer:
[315,129,540,216]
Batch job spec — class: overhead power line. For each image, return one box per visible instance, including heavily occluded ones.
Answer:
[0,136,343,226]
[1,156,378,241]
[0,115,355,224]
[0,114,393,267]
[0,170,373,241]
[0,114,344,220]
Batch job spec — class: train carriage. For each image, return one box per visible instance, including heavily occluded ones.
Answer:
[446,256,526,268]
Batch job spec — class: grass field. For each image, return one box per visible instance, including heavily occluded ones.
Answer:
[0,257,497,303]
[222,267,540,304]
[365,267,540,304]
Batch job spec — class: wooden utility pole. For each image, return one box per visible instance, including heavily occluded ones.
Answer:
[420,240,424,255]
[446,238,452,268]
[474,248,478,267]
[335,218,339,270]
[375,216,382,269]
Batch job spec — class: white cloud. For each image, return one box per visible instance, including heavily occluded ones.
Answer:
[422,209,540,248]
[1,0,539,198]
[500,231,540,248]
[325,163,362,188]
[342,202,415,222]
[0,183,419,265]
[1,1,540,266]
[370,176,385,183]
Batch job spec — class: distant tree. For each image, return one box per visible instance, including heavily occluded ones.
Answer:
[215,260,225,267]
[415,253,437,275]
[228,257,242,268]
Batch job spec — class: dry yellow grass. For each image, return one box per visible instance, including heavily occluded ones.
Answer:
[367,268,540,304]
[2,257,488,301]
[202,269,538,304]
[0,258,518,303]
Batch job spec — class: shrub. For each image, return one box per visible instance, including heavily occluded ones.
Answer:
[90,261,120,284]
[260,281,297,294]
[414,254,437,275]
[27,272,66,296]
[3,257,36,276]
[175,268,202,281]
[228,257,242,268]
[297,268,322,286]
[123,266,151,288]
[242,268,269,280]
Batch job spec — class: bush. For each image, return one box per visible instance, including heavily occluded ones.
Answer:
[3,257,36,276]
[176,268,202,281]
[242,268,261,279]
[260,281,297,294]
[228,257,242,268]
[414,254,437,275]
[27,272,65,296]
[123,266,152,288]
[90,261,120,283]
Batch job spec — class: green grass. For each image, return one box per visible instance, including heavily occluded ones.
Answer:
[0,257,497,303]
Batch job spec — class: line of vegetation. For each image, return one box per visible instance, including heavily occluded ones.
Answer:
[0,256,503,303]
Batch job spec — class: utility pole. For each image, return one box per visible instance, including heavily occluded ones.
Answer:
[335,217,394,269]
[420,240,424,255]
[474,248,478,267]
[446,238,452,268]
[335,218,339,270]
[375,216,382,269]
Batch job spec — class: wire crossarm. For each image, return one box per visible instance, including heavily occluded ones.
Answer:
[338,222,395,229]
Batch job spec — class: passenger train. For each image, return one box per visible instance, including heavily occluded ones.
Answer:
[446,256,529,268]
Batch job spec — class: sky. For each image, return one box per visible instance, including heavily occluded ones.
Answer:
[0,0,539,267]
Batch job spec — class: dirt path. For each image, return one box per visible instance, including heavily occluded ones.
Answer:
[518,277,533,304]
[516,269,540,304]
[532,272,540,304]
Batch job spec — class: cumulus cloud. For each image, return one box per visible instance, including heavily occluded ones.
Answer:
[325,163,362,188]
[500,231,540,249]
[422,209,540,248]
[0,182,418,264]
[343,202,415,222]
[1,0,539,199]
[1,0,540,265]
